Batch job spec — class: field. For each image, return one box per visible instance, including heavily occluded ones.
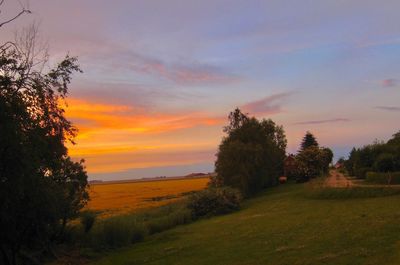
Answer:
[88,182,400,265]
[86,177,209,217]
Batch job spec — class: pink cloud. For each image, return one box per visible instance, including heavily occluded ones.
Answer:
[294,118,350,125]
[375,106,400,112]
[382,79,397,87]
[129,58,239,85]
[241,92,292,115]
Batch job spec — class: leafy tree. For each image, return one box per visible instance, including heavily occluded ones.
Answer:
[373,153,395,172]
[300,131,319,151]
[296,146,324,182]
[0,27,88,265]
[214,108,286,196]
[292,134,333,182]
[320,147,334,173]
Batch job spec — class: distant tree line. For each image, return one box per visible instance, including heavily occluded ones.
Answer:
[344,131,400,179]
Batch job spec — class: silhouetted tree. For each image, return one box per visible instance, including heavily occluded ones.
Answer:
[0,26,88,265]
[320,147,334,173]
[214,108,287,196]
[300,131,319,151]
[292,133,333,182]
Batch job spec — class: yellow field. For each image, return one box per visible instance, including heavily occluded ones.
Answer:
[86,177,209,217]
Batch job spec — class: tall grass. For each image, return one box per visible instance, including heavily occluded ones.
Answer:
[76,201,193,250]
[71,187,242,251]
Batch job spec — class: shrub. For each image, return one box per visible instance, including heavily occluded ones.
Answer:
[354,167,372,179]
[366,172,400,184]
[187,187,242,218]
[80,211,97,233]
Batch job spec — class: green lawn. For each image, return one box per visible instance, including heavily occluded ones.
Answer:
[89,183,400,265]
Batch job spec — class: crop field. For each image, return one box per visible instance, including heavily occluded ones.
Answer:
[86,177,209,217]
[90,183,400,265]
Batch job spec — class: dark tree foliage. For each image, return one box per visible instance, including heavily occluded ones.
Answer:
[214,108,287,196]
[345,131,400,178]
[0,31,88,264]
[337,157,345,165]
[290,131,333,182]
[300,131,319,151]
[320,147,334,173]
[295,146,333,182]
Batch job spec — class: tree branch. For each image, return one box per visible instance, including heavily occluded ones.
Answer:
[0,8,31,28]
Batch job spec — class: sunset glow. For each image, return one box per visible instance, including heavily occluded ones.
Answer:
[4,0,399,180]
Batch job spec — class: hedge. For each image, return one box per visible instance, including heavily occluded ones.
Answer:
[366,171,400,184]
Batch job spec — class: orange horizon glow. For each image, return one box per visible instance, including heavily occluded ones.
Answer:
[64,97,223,174]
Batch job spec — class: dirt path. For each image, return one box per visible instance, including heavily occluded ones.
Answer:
[325,170,353,188]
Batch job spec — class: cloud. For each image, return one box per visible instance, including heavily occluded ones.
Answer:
[374,106,400,112]
[64,98,224,137]
[381,79,397,87]
[294,118,350,125]
[85,49,240,86]
[125,54,240,85]
[69,82,195,108]
[241,92,292,115]
[77,149,216,174]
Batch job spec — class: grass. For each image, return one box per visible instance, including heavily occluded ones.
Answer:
[306,186,400,199]
[73,201,193,251]
[87,177,209,217]
[87,182,400,265]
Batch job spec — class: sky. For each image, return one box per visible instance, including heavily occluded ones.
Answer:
[2,0,400,180]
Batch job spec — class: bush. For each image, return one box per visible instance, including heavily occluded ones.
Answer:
[187,187,242,218]
[354,167,372,179]
[80,211,97,233]
[366,172,400,184]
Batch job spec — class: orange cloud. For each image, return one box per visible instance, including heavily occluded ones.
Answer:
[64,98,224,137]
[63,98,223,173]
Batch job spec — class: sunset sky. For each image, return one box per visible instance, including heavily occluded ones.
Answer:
[3,0,400,180]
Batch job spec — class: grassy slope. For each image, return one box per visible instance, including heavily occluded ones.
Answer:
[90,183,400,265]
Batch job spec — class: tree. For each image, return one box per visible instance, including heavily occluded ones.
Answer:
[320,147,333,173]
[344,131,400,178]
[0,26,88,265]
[296,146,323,182]
[293,133,333,182]
[337,157,345,165]
[214,108,286,196]
[300,131,319,151]
[0,0,31,28]
[374,153,395,172]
